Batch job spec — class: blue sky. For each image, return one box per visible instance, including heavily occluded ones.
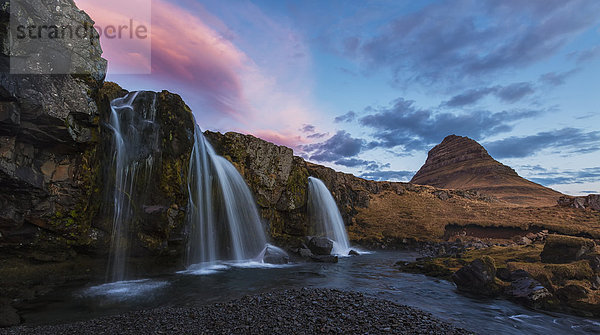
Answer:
[98,0,600,195]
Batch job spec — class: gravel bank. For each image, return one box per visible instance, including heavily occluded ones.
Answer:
[1,288,474,335]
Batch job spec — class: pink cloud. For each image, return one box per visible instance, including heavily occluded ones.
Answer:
[76,0,322,146]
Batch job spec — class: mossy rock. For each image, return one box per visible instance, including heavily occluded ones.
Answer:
[541,235,596,264]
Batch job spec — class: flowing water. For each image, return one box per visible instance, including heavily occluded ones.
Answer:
[308,177,351,255]
[106,92,158,282]
[106,94,268,281]
[19,252,600,334]
[185,124,267,267]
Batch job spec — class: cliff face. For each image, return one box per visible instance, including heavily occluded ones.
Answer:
[0,0,195,280]
[411,135,563,207]
[206,131,600,248]
[0,0,107,250]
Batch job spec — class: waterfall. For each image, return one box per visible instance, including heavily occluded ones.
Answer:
[106,92,158,282]
[185,124,267,268]
[307,177,351,255]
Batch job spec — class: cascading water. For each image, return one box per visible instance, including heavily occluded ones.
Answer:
[185,124,268,268]
[106,92,158,282]
[307,177,351,255]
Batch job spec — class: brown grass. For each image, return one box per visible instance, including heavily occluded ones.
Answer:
[350,190,600,243]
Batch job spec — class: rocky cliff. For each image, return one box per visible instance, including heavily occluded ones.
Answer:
[204,131,600,248]
[411,135,563,207]
[558,194,600,211]
[0,1,197,300]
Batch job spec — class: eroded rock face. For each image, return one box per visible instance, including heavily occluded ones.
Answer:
[410,135,562,207]
[204,131,311,243]
[558,194,600,211]
[95,89,196,257]
[0,0,107,251]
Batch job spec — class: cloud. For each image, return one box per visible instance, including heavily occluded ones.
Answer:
[360,170,415,182]
[525,167,600,186]
[539,69,579,86]
[568,45,600,64]
[333,158,390,171]
[352,0,600,85]
[359,98,542,151]
[307,132,328,139]
[334,111,357,123]
[301,124,316,133]
[443,87,496,107]
[80,0,319,148]
[442,82,535,107]
[302,131,365,162]
[495,82,535,103]
[485,128,600,159]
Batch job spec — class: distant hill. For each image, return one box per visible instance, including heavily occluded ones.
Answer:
[410,135,563,207]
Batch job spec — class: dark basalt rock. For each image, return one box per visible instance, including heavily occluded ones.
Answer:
[452,256,499,297]
[0,0,107,254]
[307,236,334,256]
[556,284,589,304]
[504,270,552,308]
[262,245,289,265]
[540,235,596,264]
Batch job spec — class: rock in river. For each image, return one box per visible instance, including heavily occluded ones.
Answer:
[307,236,334,255]
[452,256,499,297]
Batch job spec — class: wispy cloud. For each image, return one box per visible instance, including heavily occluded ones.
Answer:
[334,111,357,123]
[485,128,600,159]
[521,166,600,186]
[79,0,319,147]
[442,82,535,107]
[349,0,600,85]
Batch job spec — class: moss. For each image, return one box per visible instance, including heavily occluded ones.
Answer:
[286,164,309,209]
[545,234,596,248]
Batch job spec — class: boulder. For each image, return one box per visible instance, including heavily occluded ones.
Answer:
[348,249,360,256]
[540,235,596,264]
[0,299,20,327]
[262,245,289,265]
[504,270,552,308]
[556,284,589,304]
[307,236,334,256]
[452,256,499,297]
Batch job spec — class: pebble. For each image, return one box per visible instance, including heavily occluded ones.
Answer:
[0,289,474,335]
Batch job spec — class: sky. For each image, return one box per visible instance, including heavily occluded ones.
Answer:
[75,0,600,196]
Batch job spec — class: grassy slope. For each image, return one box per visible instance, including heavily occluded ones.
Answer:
[349,189,600,243]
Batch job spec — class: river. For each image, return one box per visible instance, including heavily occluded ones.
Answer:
[19,251,600,334]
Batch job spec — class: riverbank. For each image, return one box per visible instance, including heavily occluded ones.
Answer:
[0,288,472,335]
[397,235,600,318]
